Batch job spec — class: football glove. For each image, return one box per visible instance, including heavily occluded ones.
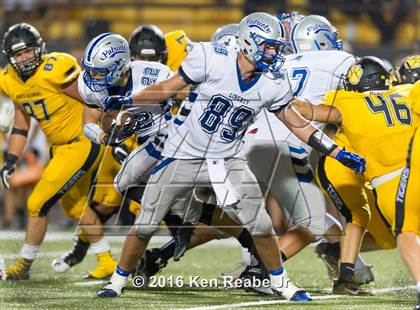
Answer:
[336,149,366,174]
[112,144,130,165]
[103,95,133,112]
[103,123,137,147]
[1,154,18,189]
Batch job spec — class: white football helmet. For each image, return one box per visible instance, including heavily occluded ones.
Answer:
[290,15,343,54]
[82,33,130,92]
[276,11,305,40]
[237,12,289,77]
[211,23,239,50]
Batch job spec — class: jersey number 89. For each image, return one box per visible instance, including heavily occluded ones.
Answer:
[199,95,254,142]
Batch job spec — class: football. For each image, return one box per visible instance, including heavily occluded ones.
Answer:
[101,110,135,134]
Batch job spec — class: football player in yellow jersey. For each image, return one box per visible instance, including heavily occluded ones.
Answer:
[396,54,420,85]
[0,23,117,280]
[294,56,419,302]
[397,79,420,308]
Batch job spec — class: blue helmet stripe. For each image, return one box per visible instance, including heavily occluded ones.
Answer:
[86,32,113,62]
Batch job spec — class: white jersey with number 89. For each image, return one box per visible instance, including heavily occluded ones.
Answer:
[162,42,293,159]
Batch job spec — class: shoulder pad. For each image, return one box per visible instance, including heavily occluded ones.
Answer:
[41,52,82,85]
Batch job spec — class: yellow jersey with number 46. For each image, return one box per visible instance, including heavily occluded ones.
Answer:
[322,84,417,181]
[0,52,83,145]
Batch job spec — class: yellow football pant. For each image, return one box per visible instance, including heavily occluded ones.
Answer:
[27,136,103,219]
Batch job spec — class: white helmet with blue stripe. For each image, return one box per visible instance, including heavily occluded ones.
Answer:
[211,23,239,50]
[82,33,130,92]
[237,12,289,78]
[290,15,343,54]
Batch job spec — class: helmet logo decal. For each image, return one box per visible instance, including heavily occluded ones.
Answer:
[246,18,272,33]
[406,56,420,69]
[101,44,127,59]
[348,64,363,85]
[307,23,332,34]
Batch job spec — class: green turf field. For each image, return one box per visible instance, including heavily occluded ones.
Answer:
[0,235,416,309]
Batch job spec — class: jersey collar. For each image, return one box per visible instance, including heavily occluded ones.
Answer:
[236,62,262,93]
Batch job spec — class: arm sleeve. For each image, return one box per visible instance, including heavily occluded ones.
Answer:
[178,42,206,85]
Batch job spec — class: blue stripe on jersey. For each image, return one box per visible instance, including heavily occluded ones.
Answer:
[288,146,307,154]
[174,117,183,125]
[236,62,262,92]
[188,92,198,103]
[145,142,162,159]
[87,33,112,62]
[296,169,314,183]
[151,157,176,175]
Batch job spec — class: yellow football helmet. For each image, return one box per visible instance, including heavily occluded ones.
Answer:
[397,55,420,84]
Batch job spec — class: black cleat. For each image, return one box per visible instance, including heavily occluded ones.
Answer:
[238,263,274,295]
[332,275,373,296]
[52,238,90,273]
[133,248,168,287]
[315,242,339,281]
[173,222,194,261]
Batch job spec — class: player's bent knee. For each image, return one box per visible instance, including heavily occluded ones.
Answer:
[352,208,371,229]
[27,195,48,217]
[135,224,159,239]
[250,213,276,236]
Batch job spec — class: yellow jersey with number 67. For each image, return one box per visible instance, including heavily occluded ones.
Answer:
[0,52,83,145]
[322,84,417,181]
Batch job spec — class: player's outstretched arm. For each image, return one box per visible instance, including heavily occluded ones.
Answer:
[291,98,342,123]
[103,74,189,111]
[275,105,365,174]
[1,103,31,189]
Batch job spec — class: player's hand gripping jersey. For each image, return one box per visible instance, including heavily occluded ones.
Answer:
[162,42,293,159]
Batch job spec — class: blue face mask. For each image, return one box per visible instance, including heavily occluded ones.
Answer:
[252,34,288,79]
[82,59,119,92]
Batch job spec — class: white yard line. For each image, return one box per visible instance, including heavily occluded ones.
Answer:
[178,286,416,310]
[74,280,106,286]
[0,231,238,247]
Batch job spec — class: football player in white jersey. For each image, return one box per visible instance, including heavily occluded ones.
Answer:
[244,13,351,255]
[242,14,377,289]
[52,32,176,275]
[97,12,365,300]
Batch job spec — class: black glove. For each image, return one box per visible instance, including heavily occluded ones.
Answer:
[1,154,18,189]
[112,144,130,165]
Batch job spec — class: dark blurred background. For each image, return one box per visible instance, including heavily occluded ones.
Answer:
[0,0,418,65]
